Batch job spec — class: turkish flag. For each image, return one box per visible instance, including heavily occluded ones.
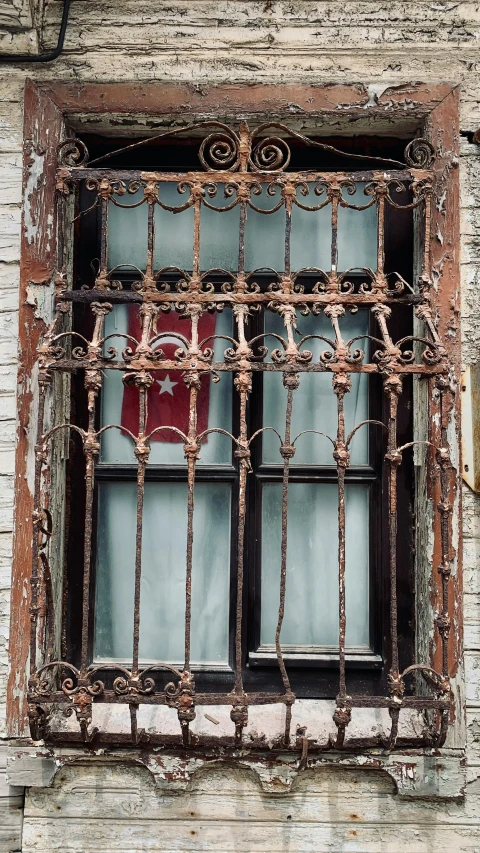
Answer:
[121,308,216,442]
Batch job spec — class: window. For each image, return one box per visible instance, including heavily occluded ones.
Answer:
[25,110,457,751]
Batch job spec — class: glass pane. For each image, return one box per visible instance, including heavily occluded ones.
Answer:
[155,184,194,271]
[200,196,240,272]
[290,194,331,271]
[100,305,233,465]
[95,481,231,664]
[262,310,369,465]
[260,483,369,648]
[338,184,378,272]
[108,190,148,271]
[245,186,286,271]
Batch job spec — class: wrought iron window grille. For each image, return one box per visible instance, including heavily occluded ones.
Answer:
[27,122,455,753]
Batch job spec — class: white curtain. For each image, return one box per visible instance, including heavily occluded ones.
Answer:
[261,483,370,648]
[95,481,231,665]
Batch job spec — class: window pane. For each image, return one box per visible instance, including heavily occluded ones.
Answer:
[94,481,231,665]
[260,483,369,648]
[108,190,148,271]
[200,197,240,271]
[244,188,286,271]
[100,305,233,465]
[338,183,378,272]
[262,310,369,465]
[155,184,194,271]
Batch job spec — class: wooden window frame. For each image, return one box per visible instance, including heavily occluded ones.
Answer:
[8,80,461,748]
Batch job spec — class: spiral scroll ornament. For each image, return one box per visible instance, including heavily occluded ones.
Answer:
[57,138,89,168]
[250,136,291,172]
[404,138,435,169]
[199,129,241,172]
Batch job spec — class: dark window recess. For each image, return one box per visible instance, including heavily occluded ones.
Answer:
[28,124,454,751]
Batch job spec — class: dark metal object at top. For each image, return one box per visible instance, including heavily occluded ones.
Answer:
[56,122,436,172]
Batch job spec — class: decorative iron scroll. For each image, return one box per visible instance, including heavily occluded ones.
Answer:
[28,123,453,753]
[56,121,435,172]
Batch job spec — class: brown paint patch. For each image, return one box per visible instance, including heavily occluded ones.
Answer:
[7,80,64,737]
[37,81,454,121]
[427,87,462,687]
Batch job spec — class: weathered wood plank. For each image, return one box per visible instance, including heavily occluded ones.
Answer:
[42,0,480,31]
[0,207,21,264]
[20,816,480,853]
[20,762,480,824]
[0,0,33,29]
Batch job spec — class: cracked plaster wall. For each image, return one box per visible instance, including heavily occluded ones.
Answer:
[2,0,480,850]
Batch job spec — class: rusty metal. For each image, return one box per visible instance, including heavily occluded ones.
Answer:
[27,121,454,752]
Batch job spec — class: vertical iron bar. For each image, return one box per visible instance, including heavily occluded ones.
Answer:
[284,184,292,280]
[234,372,250,693]
[80,304,110,673]
[192,185,202,282]
[376,184,387,293]
[329,182,340,292]
[231,305,252,742]
[183,372,200,673]
[80,398,98,673]
[98,195,109,284]
[334,376,351,701]
[277,374,297,744]
[324,304,353,747]
[179,306,202,747]
[131,302,157,674]
[144,181,157,292]
[132,382,150,676]
[30,379,50,679]
[385,375,402,678]
[383,373,403,747]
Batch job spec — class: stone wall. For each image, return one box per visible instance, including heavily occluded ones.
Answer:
[2,1,480,850]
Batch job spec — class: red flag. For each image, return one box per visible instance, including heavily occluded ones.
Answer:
[121,308,216,442]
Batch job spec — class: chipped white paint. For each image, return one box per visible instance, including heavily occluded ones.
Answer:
[0,0,479,851]
[23,147,45,247]
[363,83,396,108]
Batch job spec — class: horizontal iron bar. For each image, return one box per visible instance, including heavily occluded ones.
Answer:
[94,465,377,482]
[58,289,424,306]
[254,466,378,482]
[60,167,420,184]
[95,464,238,481]
[42,730,437,750]
[45,358,445,375]
[30,692,450,710]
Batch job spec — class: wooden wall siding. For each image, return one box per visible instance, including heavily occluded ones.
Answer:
[0,0,40,56]
[0,745,23,853]
[0,0,479,850]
